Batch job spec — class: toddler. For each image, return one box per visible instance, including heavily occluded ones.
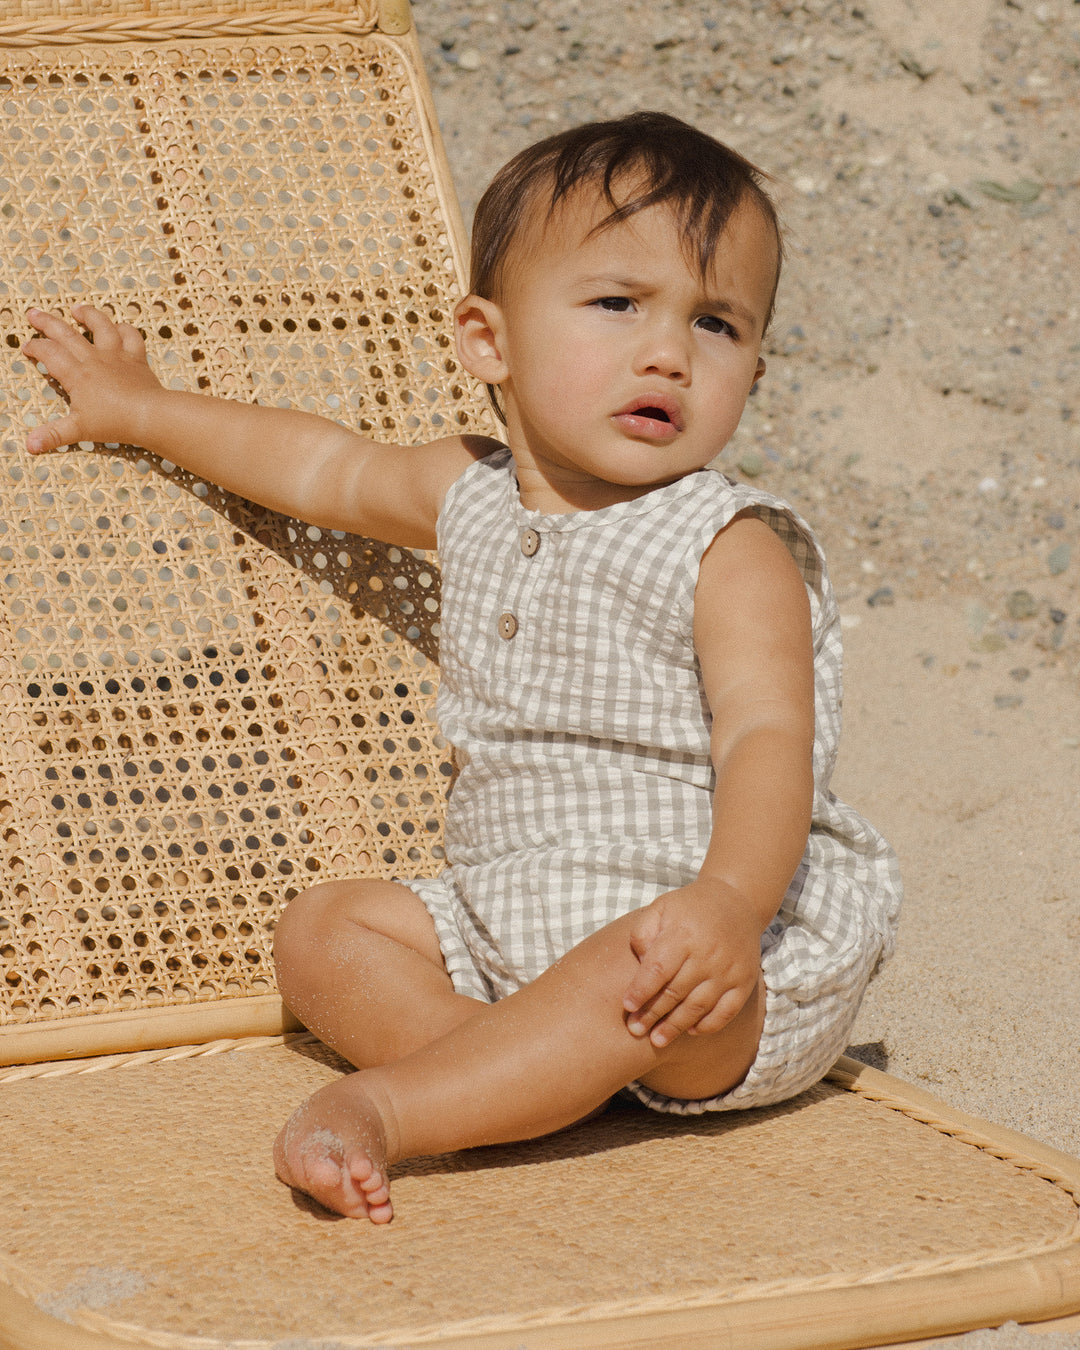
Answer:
[24,111,901,1224]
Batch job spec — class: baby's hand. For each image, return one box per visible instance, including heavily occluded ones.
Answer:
[622,881,762,1049]
[22,305,162,454]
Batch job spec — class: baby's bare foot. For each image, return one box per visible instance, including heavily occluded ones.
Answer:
[273,1076,394,1222]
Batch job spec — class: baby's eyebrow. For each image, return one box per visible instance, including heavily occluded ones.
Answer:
[576,273,641,290]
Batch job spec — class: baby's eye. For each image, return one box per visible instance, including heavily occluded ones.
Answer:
[594,296,634,313]
[696,314,736,337]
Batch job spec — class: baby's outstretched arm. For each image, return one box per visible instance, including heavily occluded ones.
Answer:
[22,305,492,549]
[624,513,815,1048]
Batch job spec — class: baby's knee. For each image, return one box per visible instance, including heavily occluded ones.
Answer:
[273,878,417,966]
[273,880,366,969]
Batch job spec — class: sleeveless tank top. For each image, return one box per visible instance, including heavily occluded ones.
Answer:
[427,447,900,995]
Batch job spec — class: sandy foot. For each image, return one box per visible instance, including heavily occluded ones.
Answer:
[273,1076,394,1223]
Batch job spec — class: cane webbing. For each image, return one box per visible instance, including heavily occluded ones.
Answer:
[0,1053,1078,1349]
[0,3,496,1055]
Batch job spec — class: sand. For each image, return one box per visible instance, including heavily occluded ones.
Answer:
[409,0,1080,1342]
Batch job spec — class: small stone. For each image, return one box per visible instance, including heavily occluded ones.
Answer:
[1062,737,1080,750]
[975,179,1043,205]
[972,632,1007,653]
[966,602,990,634]
[1035,628,1065,652]
[1006,589,1038,620]
[737,450,764,477]
[1009,667,1030,682]
[994,694,1023,709]
[457,48,482,71]
[1049,608,1067,625]
[867,586,895,607]
[1047,542,1071,575]
[899,50,936,80]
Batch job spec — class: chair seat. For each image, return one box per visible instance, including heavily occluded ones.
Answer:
[1,1048,1078,1349]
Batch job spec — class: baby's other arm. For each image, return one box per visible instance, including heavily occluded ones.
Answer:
[22,306,498,550]
[623,514,815,1047]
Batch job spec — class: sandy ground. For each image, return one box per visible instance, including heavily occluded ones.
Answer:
[408,0,1080,1343]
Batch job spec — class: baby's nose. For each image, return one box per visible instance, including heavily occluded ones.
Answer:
[635,327,690,380]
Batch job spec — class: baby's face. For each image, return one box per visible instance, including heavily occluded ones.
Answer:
[482,185,777,513]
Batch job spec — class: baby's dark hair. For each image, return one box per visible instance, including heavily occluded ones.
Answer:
[469,110,782,316]
[468,112,782,421]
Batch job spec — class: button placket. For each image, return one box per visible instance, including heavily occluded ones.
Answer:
[497,522,545,645]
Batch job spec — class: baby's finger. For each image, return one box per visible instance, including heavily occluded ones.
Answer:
[26,307,90,354]
[115,321,148,357]
[22,340,80,402]
[687,985,750,1037]
[626,980,684,1036]
[27,414,83,455]
[648,984,719,1047]
[71,303,123,351]
[622,950,679,1019]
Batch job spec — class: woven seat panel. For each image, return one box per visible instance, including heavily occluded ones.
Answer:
[0,1047,1077,1348]
[0,17,495,1043]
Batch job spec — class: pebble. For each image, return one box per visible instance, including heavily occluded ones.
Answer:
[966,602,991,634]
[867,586,895,607]
[994,694,1023,709]
[1006,589,1038,620]
[972,632,1008,653]
[1047,542,1071,575]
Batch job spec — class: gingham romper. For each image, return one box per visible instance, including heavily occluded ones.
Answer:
[405,447,901,1113]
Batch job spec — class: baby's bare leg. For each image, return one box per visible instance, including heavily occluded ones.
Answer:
[274,909,764,1222]
[271,878,491,1223]
[273,878,485,1068]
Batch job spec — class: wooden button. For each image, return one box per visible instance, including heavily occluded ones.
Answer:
[497,612,518,640]
[520,528,541,557]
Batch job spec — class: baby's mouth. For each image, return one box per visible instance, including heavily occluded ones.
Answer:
[613,398,683,440]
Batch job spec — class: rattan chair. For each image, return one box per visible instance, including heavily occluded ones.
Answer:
[1,4,1078,1347]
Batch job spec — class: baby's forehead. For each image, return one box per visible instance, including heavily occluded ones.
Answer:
[506,180,774,280]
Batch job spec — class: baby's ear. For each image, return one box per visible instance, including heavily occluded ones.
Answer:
[454,294,509,385]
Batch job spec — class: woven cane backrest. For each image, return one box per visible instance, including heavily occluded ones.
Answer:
[0,0,496,1062]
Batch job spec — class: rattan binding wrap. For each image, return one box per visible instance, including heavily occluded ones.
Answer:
[2,5,1080,1348]
[0,0,495,1062]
